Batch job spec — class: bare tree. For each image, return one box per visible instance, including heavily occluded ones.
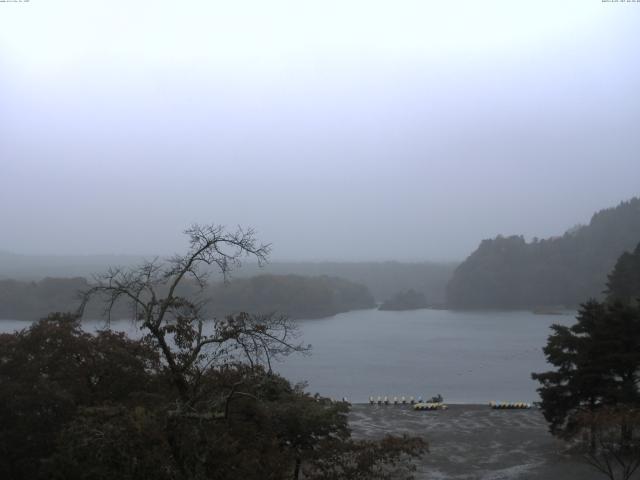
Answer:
[78,224,308,403]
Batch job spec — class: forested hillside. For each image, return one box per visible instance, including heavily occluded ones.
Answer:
[208,274,375,319]
[447,198,640,309]
[0,274,374,321]
[606,241,640,305]
[379,289,429,311]
[0,277,90,320]
[0,255,456,304]
[239,262,456,304]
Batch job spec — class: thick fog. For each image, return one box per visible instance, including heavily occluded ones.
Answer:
[1,1,639,261]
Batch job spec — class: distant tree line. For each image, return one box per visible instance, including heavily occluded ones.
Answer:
[246,261,456,304]
[447,197,640,309]
[0,252,457,305]
[379,289,429,311]
[0,277,89,320]
[208,274,375,319]
[0,274,375,321]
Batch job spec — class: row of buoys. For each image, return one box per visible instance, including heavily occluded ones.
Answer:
[490,401,531,409]
[369,396,422,405]
[414,402,448,411]
[336,397,531,408]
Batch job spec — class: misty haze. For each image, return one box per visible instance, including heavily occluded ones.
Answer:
[1,2,640,480]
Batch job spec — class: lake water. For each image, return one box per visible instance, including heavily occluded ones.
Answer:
[0,308,575,404]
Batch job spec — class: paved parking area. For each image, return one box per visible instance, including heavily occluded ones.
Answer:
[349,404,600,479]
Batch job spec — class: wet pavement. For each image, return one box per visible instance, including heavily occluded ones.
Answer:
[348,404,600,479]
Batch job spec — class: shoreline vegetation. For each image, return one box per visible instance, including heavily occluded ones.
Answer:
[447,197,640,309]
[0,274,376,321]
[0,254,457,303]
[378,289,429,311]
[3,198,638,319]
[0,197,637,324]
[0,305,578,323]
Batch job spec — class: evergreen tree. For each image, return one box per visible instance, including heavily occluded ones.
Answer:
[534,246,640,478]
[606,242,640,305]
[532,300,640,439]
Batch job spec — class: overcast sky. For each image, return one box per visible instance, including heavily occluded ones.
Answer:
[1,1,639,261]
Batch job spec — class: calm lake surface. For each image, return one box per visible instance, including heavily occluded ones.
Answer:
[1,309,575,404]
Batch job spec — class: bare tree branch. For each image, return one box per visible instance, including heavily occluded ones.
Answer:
[78,224,303,404]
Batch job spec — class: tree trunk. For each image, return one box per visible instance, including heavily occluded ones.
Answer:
[293,457,301,480]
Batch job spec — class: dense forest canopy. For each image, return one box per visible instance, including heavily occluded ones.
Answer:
[0,274,374,321]
[0,314,425,479]
[208,274,375,319]
[0,255,456,304]
[0,277,89,321]
[379,289,429,311]
[606,242,640,306]
[447,197,640,309]
[249,261,456,304]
